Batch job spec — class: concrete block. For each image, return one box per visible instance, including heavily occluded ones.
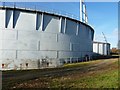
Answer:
[0,30,17,40]
[0,10,5,29]
[0,50,16,59]
[58,34,70,42]
[39,51,57,58]
[17,50,57,59]
[40,41,70,51]
[18,31,40,41]
[0,40,38,50]
[1,59,15,70]
[43,14,59,33]
[40,32,57,42]
[58,51,81,58]
[72,42,91,52]
[72,43,81,51]
[70,35,80,43]
[17,51,39,59]
[15,11,36,30]
[0,40,2,49]
[18,31,57,42]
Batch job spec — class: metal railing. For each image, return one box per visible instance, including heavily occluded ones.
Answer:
[0,2,95,28]
[0,2,80,21]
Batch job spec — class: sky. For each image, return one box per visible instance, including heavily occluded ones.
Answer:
[0,2,118,48]
[86,2,118,48]
[118,1,120,49]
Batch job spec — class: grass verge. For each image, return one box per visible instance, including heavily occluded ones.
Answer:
[10,58,118,89]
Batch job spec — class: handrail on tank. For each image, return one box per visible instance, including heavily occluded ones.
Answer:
[0,2,94,28]
[0,2,80,21]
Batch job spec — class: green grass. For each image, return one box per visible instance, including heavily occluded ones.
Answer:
[4,58,118,89]
[49,69,118,88]
[75,69,118,88]
[50,59,118,88]
[50,70,118,88]
[63,60,101,68]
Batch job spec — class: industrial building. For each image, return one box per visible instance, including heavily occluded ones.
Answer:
[93,42,110,56]
[0,1,94,70]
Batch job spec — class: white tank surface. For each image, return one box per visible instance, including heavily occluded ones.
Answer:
[93,41,110,56]
[0,6,94,70]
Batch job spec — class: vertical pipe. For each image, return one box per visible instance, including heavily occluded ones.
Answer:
[59,17,62,33]
[70,43,72,51]
[5,9,7,28]
[80,0,82,22]
[85,5,88,23]
[103,43,105,55]
[64,18,66,34]
[98,43,99,54]
[36,12,38,30]
[83,4,86,23]
[85,5,87,23]
[40,13,44,31]
[13,9,15,28]
[76,22,79,35]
